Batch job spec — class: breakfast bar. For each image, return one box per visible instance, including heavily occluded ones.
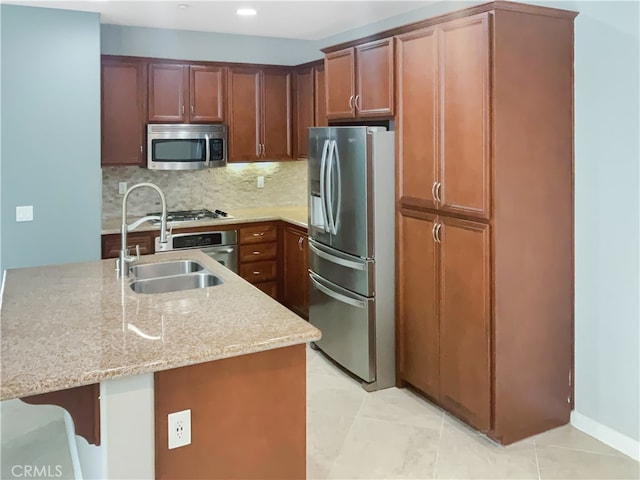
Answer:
[0,250,320,479]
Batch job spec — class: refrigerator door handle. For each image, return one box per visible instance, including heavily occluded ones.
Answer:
[331,139,342,235]
[309,272,367,309]
[325,140,336,234]
[309,242,366,271]
[319,139,331,233]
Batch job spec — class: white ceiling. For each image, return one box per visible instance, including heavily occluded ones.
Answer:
[3,1,433,40]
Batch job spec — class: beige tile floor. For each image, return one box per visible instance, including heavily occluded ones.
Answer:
[1,347,638,480]
[307,346,640,480]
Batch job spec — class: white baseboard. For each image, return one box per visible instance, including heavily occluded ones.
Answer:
[571,410,640,461]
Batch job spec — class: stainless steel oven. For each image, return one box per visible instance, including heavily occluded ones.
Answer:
[155,230,238,273]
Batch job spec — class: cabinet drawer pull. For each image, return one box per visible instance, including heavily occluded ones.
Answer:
[253,251,261,255]
[181,105,185,115]
[298,237,304,251]
[435,223,442,243]
[431,182,438,203]
[355,94,361,111]
[431,222,437,243]
[253,232,265,237]
[253,271,261,275]
[191,105,194,114]
[348,95,354,111]
[435,182,442,203]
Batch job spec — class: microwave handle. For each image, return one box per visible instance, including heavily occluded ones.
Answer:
[205,134,211,166]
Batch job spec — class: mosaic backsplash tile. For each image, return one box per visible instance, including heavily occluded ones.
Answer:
[102,161,308,218]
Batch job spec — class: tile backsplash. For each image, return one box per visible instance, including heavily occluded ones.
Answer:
[102,161,307,218]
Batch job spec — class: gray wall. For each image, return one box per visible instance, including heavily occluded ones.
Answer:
[0,5,102,272]
[101,24,322,65]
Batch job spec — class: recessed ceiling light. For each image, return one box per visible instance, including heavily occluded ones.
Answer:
[178,4,189,9]
[237,8,257,16]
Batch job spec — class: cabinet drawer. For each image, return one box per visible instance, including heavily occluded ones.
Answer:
[239,224,278,244]
[255,281,278,299]
[240,260,277,283]
[101,233,153,259]
[240,243,277,262]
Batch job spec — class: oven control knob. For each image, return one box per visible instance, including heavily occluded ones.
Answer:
[215,209,228,217]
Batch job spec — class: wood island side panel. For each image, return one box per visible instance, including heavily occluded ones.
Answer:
[154,344,306,480]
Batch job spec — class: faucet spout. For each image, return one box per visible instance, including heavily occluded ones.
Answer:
[117,182,169,278]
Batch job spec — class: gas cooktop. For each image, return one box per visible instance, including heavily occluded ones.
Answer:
[147,208,232,224]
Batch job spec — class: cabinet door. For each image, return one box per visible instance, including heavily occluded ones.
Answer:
[314,64,327,127]
[262,69,292,160]
[189,65,225,123]
[325,48,355,119]
[101,232,154,259]
[396,27,438,211]
[439,14,490,219]
[283,226,309,318]
[398,211,439,400]
[148,63,187,122]
[101,59,146,166]
[227,68,261,162]
[293,67,314,158]
[355,38,394,117]
[438,217,490,431]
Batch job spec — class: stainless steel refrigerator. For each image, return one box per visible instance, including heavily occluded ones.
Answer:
[307,126,395,391]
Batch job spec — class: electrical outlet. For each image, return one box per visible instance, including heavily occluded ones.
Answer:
[16,206,33,222]
[167,409,191,449]
[118,182,128,195]
[257,176,265,188]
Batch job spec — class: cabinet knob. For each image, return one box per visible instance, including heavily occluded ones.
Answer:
[298,237,304,251]
[348,95,354,111]
[253,251,260,255]
[436,182,442,203]
[355,94,361,111]
[181,105,185,115]
[139,145,143,153]
[253,271,261,275]
[191,105,195,114]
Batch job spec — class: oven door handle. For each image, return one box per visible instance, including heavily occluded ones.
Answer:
[204,247,235,254]
[205,134,211,167]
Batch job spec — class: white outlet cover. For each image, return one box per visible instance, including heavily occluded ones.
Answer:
[168,409,191,449]
[257,176,265,188]
[118,182,128,195]
[16,205,33,222]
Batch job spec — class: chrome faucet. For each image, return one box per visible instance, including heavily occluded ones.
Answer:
[116,183,169,278]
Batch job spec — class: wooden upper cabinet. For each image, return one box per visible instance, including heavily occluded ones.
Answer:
[293,67,314,158]
[148,63,188,122]
[355,38,394,117]
[227,67,261,162]
[149,63,225,123]
[227,67,291,162]
[314,64,327,127]
[439,14,491,219]
[101,58,147,166]
[189,65,225,122]
[398,211,439,400]
[325,38,394,120]
[262,68,292,160]
[325,48,355,119]
[438,216,490,432]
[396,27,438,211]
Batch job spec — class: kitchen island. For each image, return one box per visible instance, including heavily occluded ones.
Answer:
[0,250,320,479]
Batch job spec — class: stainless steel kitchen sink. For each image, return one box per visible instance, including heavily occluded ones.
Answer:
[130,272,223,294]
[130,260,206,280]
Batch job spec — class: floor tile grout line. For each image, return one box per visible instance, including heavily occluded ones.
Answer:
[431,411,445,480]
[539,443,632,459]
[534,439,542,480]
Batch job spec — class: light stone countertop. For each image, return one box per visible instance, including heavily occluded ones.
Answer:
[0,250,321,400]
[101,206,308,235]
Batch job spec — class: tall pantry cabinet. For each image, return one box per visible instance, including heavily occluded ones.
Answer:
[396,3,577,444]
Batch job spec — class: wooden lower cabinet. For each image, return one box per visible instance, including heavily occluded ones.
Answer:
[154,345,306,479]
[282,225,309,318]
[438,216,490,431]
[398,210,491,432]
[101,232,155,259]
[238,222,279,298]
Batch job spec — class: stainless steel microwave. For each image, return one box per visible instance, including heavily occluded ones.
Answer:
[147,124,227,170]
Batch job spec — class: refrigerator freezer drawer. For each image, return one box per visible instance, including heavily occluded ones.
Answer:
[308,240,374,297]
[308,271,375,383]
